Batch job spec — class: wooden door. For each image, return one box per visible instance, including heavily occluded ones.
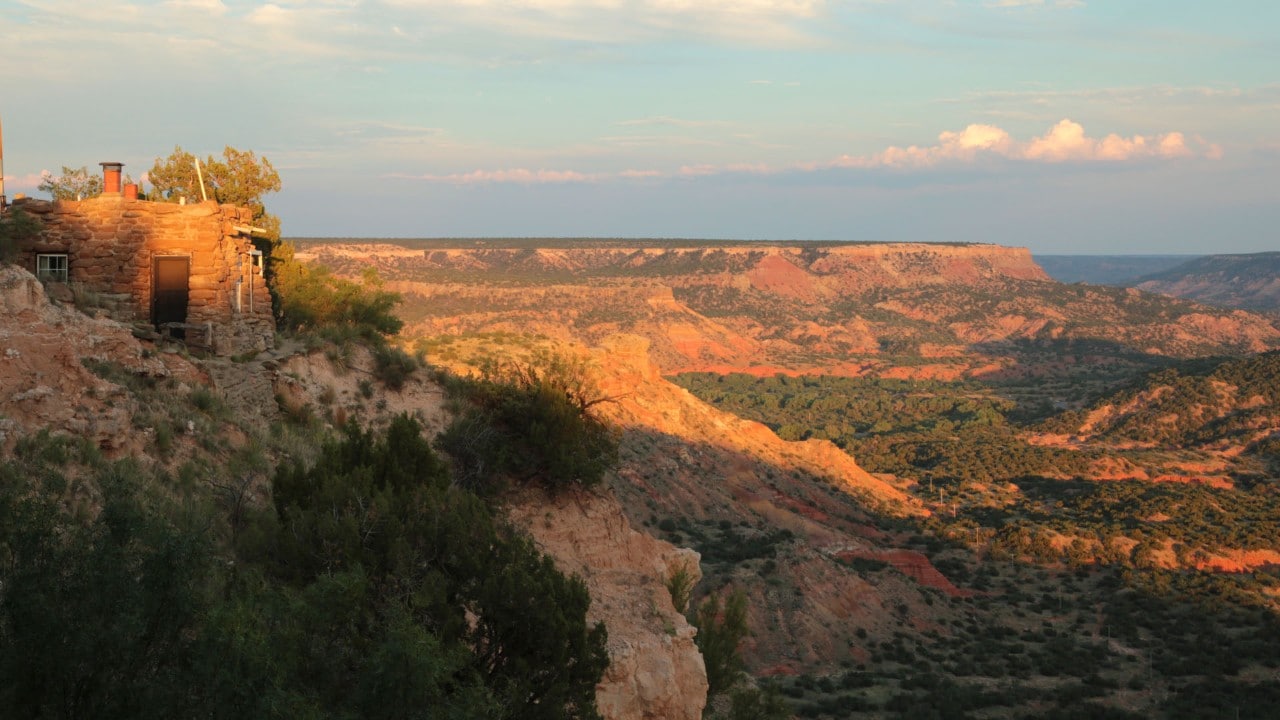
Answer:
[152,256,189,333]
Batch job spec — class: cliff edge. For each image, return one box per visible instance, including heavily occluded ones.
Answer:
[509,490,708,720]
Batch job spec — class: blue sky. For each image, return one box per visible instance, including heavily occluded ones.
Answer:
[2,0,1277,253]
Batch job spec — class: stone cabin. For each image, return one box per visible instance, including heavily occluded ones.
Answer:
[6,162,275,356]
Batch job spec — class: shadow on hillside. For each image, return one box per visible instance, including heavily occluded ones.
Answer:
[965,337,1179,415]
[600,423,981,673]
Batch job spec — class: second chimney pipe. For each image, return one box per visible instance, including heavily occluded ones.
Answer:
[100,162,124,195]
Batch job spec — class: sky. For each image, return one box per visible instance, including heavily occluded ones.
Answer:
[1,0,1277,253]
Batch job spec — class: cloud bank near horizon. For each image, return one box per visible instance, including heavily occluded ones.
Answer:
[410,119,1221,185]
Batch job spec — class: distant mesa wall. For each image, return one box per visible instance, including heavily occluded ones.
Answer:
[11,193,275,356]
[306,240,1050,287]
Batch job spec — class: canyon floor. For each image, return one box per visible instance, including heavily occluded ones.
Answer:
[295,238,1280,719]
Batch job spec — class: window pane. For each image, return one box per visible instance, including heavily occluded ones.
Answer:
[36,254,69,283]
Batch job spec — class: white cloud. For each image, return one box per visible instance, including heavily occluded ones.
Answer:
[164,0,228,14]
[1022,119,1093,160]
[2,173,49,193]
[409,118,1218,185]
[397,0,821,15]
[835,119,1216,169]
[1200,137,1225,161]
[1021,120,1190,162]
[416,168,602,184]
[678,164,720,177]
[943,84,1279,140]
[247,3,291,25]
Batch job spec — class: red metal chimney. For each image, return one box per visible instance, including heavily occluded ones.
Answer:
[100,162,123,195]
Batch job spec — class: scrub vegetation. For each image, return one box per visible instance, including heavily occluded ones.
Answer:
[0,416,610,719]
[675,354,1280,719]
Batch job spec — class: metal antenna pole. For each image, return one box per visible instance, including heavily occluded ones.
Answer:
[0,113,7,212]
[194,156,209,202]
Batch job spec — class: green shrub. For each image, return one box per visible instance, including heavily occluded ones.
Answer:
[154,422,174,455]
[0,416,610,719]
[373,344,418,390]
[189,386,226,417]
[693,588,750,697]
[720,685,791,720]
[274,257,403,341]
[264,415,609,718]
[666,561,696,614]
[0,461,212,718]
[438,351,619,495]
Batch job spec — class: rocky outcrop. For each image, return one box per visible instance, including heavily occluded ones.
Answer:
[270,346,452,438]
[832,549,973,598]
[0,265,200,453]
[507,490,708,720]
[575,335,952,673]
[206,360,280,423]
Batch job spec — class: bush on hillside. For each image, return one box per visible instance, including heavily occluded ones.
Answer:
[273,249,403,342]
[372,343,420,390]
[0,415,609,719]
[438,350,619,495]
[0,459,213,718]
[262,415,609,718]
[718,685,791,720]
[694,588,750,697]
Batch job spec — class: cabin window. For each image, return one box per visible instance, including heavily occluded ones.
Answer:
[36,254,69,283]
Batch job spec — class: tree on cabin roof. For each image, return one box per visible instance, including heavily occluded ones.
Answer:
[148,146,282,242]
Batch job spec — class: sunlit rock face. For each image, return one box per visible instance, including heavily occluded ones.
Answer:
[507,489,709,720]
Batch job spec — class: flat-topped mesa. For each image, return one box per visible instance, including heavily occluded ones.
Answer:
[802,243,1049,285]
[305,240,1050,286]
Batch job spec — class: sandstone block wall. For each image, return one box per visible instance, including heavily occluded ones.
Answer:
[12,195,275,356]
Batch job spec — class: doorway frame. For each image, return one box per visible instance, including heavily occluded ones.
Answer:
[151,254,191,331]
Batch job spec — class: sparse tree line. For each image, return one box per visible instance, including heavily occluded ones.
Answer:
[677,369,1280,568]
[674,372,1094,486]
[1043,350,1280,453]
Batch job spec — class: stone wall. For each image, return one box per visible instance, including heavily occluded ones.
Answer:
[11,194,274,356]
